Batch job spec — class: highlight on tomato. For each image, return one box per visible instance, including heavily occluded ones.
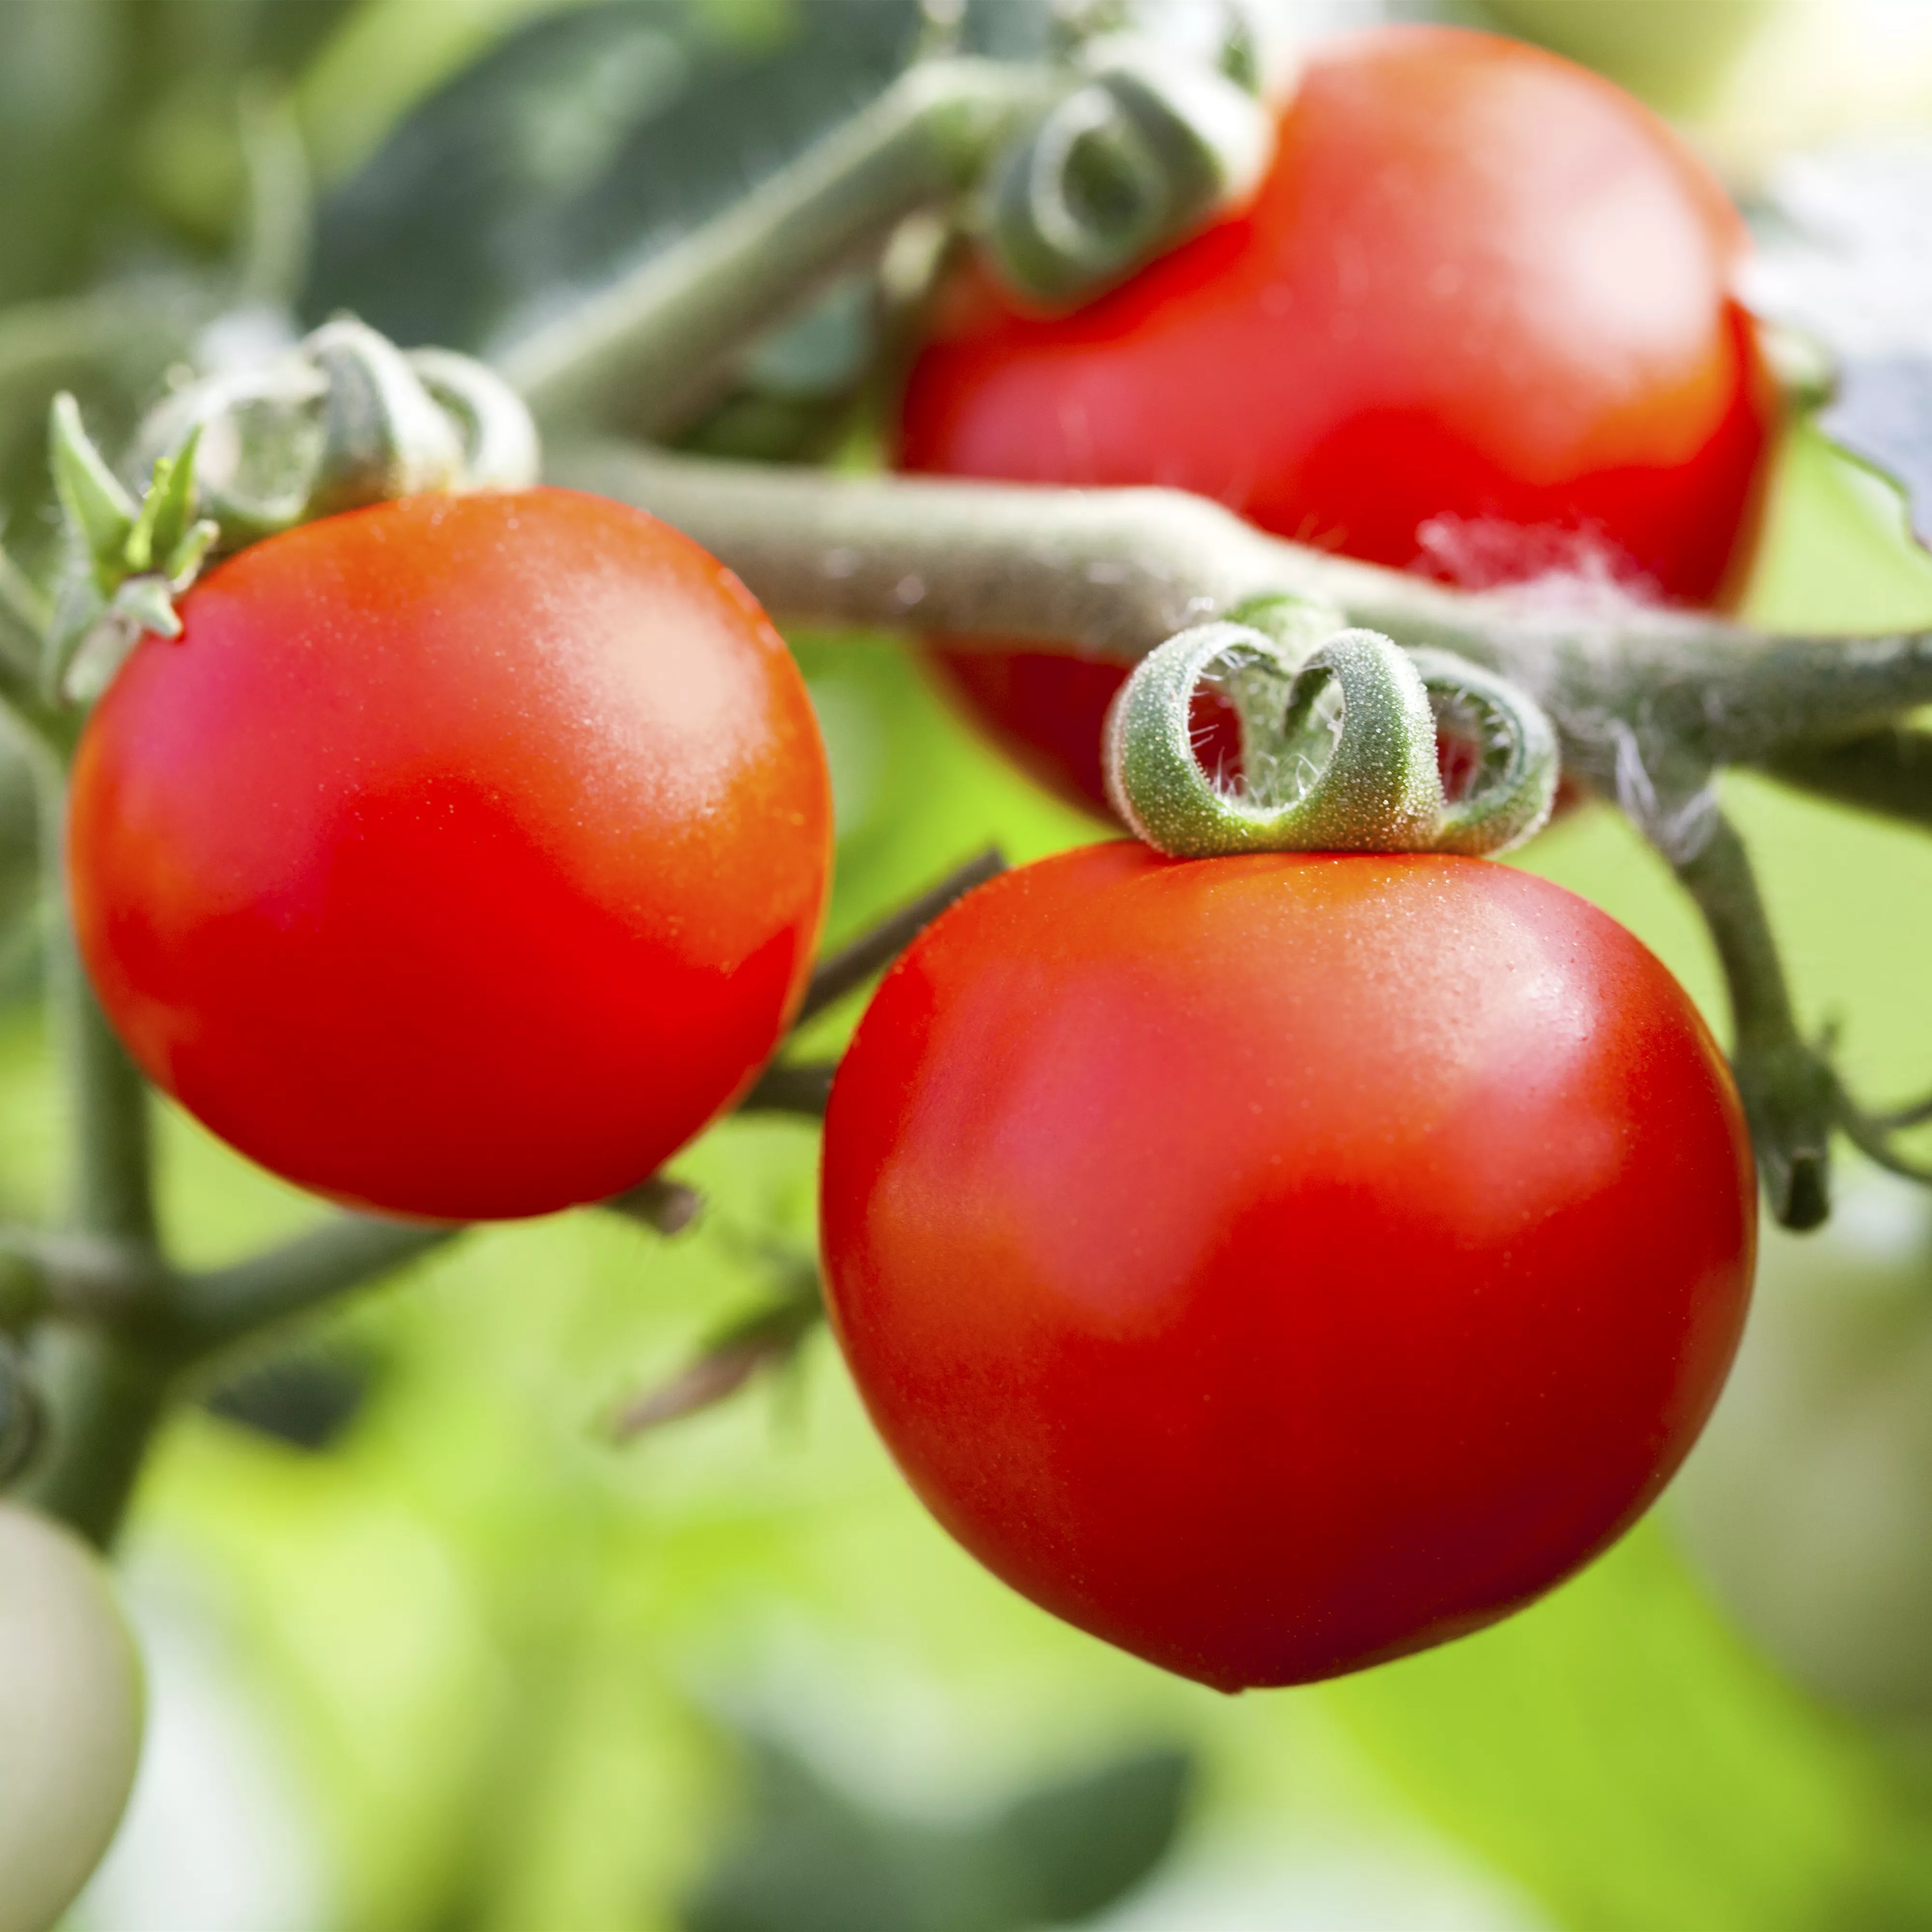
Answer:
[819,844,1756,1690]
[67,487,832,1222]
[899,24,1777,816]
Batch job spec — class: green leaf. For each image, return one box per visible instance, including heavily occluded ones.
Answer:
[310,0,926,352]
[48,391,135,585]
[1321,1525,1932,1932]
[985,1747,1192,1925]
[682,1735,1191,1932]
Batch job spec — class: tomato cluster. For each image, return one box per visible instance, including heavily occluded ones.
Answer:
[902,26,1775,816]
[57,23,1766,1697]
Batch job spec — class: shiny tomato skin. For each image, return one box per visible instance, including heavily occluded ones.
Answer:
[69,487,831,1222]
[903,25,1776,818]
[820,845,1755,1690]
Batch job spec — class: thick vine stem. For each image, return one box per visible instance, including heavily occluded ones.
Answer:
[1760,728,1932,831]
[501,58,1064,435]
[1670,811,1833,1231]
[19,1330,172,1547]
[15,733,169,1544]
[551,445,1932,780]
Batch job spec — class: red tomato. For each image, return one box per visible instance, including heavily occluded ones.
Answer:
[68,488,831,1221]
[820,845,1754,1689]
[902,25,1775,817]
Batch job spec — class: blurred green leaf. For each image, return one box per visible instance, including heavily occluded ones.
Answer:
[308,1,926,355]
[1321,1526,1932,1932]
[990,1747,1194,1926]
[682,1736,1191,1932]
[203,1348,375,1454]
[0,0,124,310]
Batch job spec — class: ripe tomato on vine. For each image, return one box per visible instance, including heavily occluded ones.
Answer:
[901,25,1776,815]
[820,845,1756,1690]
[67,487,832,1222]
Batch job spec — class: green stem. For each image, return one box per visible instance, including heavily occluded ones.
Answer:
[30,738,155,1251]
[1671,811,1833,1232]
[796,847,1005,1025]
[1761,729,1932,831]
[739,1062,837,1119]
[550,444,1932,773]
[16,736,166,1543]
[169,1215,459,1353]
[19,1324,171,1546]
[501,58,1060,434]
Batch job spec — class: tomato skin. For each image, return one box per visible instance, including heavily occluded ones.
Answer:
[903,25,1775,818]
[820,845,1755,1690]
[68,488,832,1222]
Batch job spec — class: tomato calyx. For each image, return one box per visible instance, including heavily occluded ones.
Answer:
[43,320,539,706]
[1103,597,1559,858]
[47,397,218,704]
[138,316,540,548]
[984,32,1277,309]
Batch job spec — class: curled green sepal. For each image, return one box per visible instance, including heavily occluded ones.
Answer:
[134,322,541,551]
[1406,646,1560,856]
[1103,619,1558,859]
[45,398,220,704]
[987,35,1274,306]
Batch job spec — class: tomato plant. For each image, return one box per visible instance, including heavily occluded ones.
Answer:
[0,1503,143,1932]
[820,844,1756,1690]
[900,25,1776,816]
[67,487,832,1222]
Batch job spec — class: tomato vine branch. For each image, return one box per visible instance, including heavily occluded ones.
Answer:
[1670,814,1833,1229]
[554,446,1932,775]
[501,58,1064,437]
[169,1216,461,1354]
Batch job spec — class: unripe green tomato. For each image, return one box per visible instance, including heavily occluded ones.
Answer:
[0,1503,144,1932]
[1483,0,1779,113]
[1672,1172,1932,1719]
